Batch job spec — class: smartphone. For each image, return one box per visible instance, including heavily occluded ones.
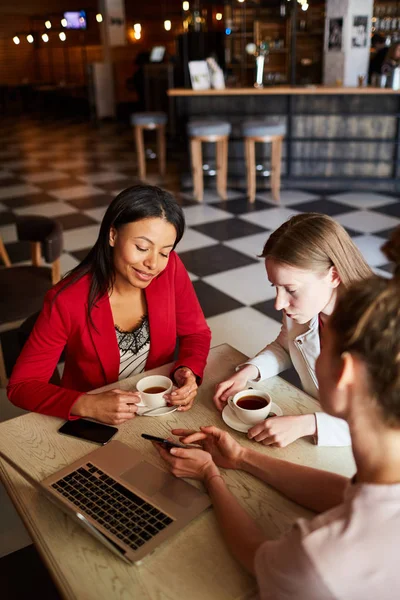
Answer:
[141,433,199,450]
[58,419,118,445]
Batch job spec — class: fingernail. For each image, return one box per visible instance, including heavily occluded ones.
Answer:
[171,392,176,396]
[170,448,178,455]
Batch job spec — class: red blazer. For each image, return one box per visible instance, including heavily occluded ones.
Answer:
[8,252,211,420]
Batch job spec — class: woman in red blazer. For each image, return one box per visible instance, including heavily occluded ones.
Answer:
[7,185,211,424]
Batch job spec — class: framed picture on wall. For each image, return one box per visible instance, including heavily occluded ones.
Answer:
[352,16,368,48]
[328,17,343,51]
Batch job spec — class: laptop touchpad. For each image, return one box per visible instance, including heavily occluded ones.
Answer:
[121,461,197,508]
[121,460,172,495]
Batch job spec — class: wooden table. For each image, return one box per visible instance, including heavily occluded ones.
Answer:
[0,344,355,600]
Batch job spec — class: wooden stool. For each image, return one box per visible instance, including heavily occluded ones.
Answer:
[130,112,167,180]
[0,235,11,267]
[242,121,286,204]
[187,120,231,202]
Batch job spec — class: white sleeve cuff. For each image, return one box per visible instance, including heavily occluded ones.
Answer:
[235,362,261,381]
[315,412,352,447]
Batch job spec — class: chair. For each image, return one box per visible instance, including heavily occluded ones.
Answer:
[0,235,11,267]
[242,120,286,203]
[0,215,63,387]
[130,112,167,180]
[17,312,62,385]
[187,119,231,202]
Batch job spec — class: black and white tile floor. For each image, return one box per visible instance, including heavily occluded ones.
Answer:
[1,116,400,597]
[1,118,399,364]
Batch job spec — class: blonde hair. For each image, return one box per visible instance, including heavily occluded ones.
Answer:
[260,213,372,287]
[331,226,400,425]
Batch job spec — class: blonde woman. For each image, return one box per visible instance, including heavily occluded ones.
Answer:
[157,227,400,600]
[214,213,372,447]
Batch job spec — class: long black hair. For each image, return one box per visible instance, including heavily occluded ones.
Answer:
[57,184,185,321]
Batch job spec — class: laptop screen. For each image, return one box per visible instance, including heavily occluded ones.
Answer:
[150,46,166,63]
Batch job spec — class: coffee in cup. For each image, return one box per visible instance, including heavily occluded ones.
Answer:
[136,375,173,410]
[229,389,272,425]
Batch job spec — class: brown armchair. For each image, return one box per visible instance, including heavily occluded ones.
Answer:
[0,215,63,387]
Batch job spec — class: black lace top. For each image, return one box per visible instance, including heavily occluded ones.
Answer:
[115,316,150,380]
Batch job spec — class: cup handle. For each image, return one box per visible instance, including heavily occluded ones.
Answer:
[227,397,236,412]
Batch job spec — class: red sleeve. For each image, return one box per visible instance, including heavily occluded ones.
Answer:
[7,289,83,419]
[170,254,211,382]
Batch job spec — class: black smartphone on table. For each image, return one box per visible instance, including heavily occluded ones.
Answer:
[58,419,118,445]
[141,433,200,450]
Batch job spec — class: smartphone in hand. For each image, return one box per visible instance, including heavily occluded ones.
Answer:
[141,433,200,450]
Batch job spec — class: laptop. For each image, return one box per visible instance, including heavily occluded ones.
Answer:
[0,440,211,564]
[150,46,166,62]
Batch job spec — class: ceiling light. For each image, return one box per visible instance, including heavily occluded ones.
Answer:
[13,36,20,45]
[42,33,49,42]
[45,20,51,29]
[96,14,103,23]
[59,32,66,41]
[27,34,34,43]
[164,19,172,31]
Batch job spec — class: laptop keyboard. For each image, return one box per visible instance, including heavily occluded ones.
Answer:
[51,463,173,550]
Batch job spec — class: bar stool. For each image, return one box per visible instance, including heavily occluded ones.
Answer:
[242,121,286,204]
[187,119,231,202]
[130,112,167,180]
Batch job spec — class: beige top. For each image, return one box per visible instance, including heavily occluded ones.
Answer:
[255,481,400,600]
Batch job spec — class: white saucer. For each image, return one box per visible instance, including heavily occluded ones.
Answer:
[137,403,178,417]
[222,402,283,433]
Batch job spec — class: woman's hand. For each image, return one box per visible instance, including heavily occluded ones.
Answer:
[248,414,316,448]
[213,365,259,411]
[171,426,244,470]
[154,442,219,483]
[72,389,141,425]
[165,367,198,411]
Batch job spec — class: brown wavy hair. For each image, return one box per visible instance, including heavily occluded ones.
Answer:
[260,213,372,287]
[330,226,400,425]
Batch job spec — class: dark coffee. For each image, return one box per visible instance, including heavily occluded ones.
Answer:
[143,386,167,394]
[237,396,268,410]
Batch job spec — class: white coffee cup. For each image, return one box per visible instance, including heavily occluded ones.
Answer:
[228,390,272,425]
[136,375,173,409]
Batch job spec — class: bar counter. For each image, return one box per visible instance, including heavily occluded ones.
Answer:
[168,86,400,183]
[169,86,400,96]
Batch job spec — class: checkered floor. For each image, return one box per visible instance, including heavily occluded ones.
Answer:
[1,117,400,371]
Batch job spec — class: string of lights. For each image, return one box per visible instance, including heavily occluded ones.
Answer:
[11,3,228,46]
[11,11,104,45]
